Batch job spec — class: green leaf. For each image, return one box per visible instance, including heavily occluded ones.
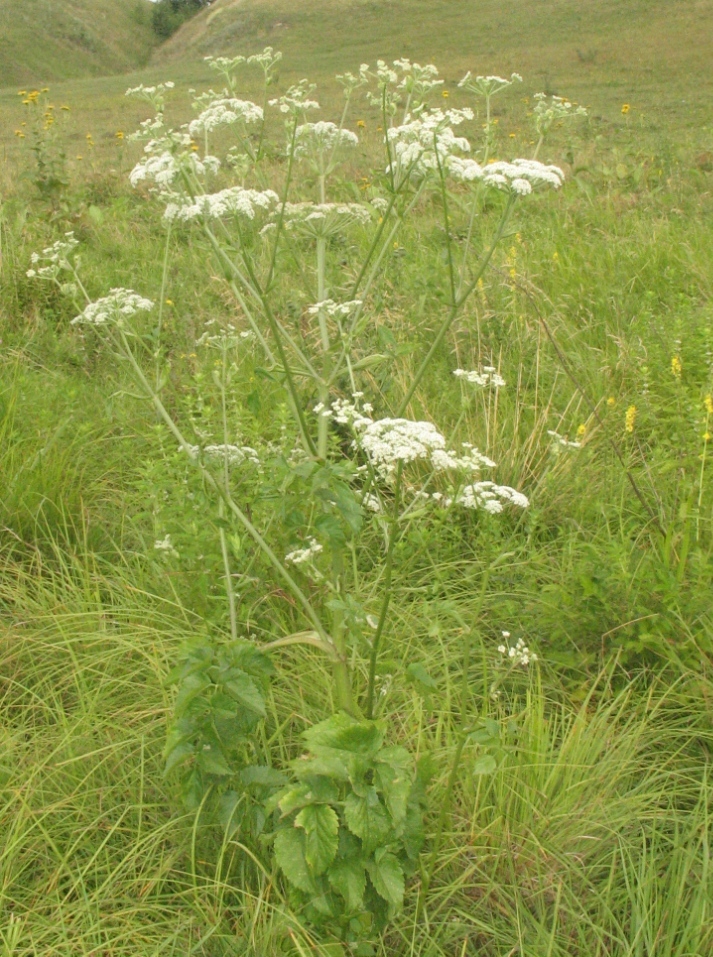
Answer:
[303,713,383,758]
[274,827,314,893]
[367,851,404,911]
[295,804,339,875]
[375,764,411,828]
[239,765,287,789]
[328,857,366,911]
[224,672,266,717]
[174,673,211,717]
[472,754,497,776]
[344,791,391,853]
[406,662,438,690]
[197,744,233,777]
[164,739,194,776]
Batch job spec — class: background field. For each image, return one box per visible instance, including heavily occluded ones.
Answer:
[2,1,713,955]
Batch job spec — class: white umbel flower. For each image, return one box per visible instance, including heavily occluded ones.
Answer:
[71,288,154,327]
[454,367,506,388]
[457,481,529,513]
[188,98,264,136]
[285,537,323,566]
[295,121,359,153]
[481,158,565,194]
[359,418,448,478]
[164,187,279,223]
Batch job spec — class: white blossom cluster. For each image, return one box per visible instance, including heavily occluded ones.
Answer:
[533,93,587,136]
[454,367,506,388]
[26,232,79,280]
[127,115,166,144]
[154,534,179,558]
[125,81,175,111]
[393,58,444,99]
[294,121,359,154]
[547,430,581,450]
[71,288,154,327]
[129,148,220,190]
[430,444,496,473]
[284,536,323,566]
[188,98,264,136]
[269,202,371,239]
[164,187,279,223]
[497,632,537,666]
[386,108,473,179]
[269,80,320,115]
[316,397,374,430]
[457,482,529,513]
[481,159,565,196]
[359,418,449,477]
[307,299,362,319]
[186,443,260,467]
[195,320,255,348]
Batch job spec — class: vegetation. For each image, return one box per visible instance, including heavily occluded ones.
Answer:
[151,0,213,41]
[1,1,713,954]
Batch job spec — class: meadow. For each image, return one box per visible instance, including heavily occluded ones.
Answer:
[1,2,713,955]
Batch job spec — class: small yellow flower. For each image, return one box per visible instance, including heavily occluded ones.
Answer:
[621,104,630,115]
[607,396,616,407]
[76,154,83,160]
[477,278,485,292]
[190,143,199,152]
[165,299,174,306]
[61,105,70,111]
[356,119,365,128]
[115,130,125,140]
[576,424,586,438]
[704,432,711,442]
[441,90,449,98]
[41,87,49,93]
[17,90,27,96]
[671,355,682,379]
[509,132,516,138]
[704,394,713,415]
[625,404,637,433]
[509,267,517,279]
[377,125,383,132]
[552,251,559,263]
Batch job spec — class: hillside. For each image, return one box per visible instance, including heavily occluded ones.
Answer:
[153,0,713,126]
[0,0,158,88]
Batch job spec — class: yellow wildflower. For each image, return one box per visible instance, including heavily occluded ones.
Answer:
[621,104,630,115]
[441,90,449,98]
[625,405,637,433]
[356,119,366,128]
[165,299,174,306]
[671,355,682,379]
[576,424,586,438]
[607,396,616,407]
[115,131,125,140]
[704,394,713,415]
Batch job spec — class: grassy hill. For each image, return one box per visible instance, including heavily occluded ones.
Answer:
[153,0,713,128]
[0,0,158,88]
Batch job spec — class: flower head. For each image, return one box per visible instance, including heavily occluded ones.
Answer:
[71,288,154,327]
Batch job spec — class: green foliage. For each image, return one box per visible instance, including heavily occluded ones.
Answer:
[164,634,277,822]
[151,0,210,40]
[268,713,427,933]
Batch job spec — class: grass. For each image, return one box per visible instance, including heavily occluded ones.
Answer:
[1,0,713,952]
[0,0,158,88]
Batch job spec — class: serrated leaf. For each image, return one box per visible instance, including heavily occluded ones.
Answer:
[344,791,391,853]
[239,765,287,789]
[174,673,211,717]
[274,827,314,893]
[375,764,411,828]
[303,713,383,758]
[224,672,266,717]
[295,804,339,875]
[472,754,497,776]
[292,752,351,782]
[197,744,233,777]
[328,857,366,911]
[164,740,194,776]
[367,852,404,910]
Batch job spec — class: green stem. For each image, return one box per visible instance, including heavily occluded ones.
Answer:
[365,462,403,718]
[398,196,515,415]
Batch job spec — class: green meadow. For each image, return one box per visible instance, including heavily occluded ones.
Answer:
[1,1,713,954]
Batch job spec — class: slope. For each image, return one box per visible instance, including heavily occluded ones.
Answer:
[0,0,158,88]
[152,0,713,127]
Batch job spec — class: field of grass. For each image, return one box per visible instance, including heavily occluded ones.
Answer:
[0,0,158,88]
[1,1,713,954]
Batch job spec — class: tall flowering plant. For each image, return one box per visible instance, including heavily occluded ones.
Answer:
[28,52,578,938]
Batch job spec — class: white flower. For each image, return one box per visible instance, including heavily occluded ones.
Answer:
[154,534,179,558]
[457,481,529,513]
[188,98,263,136]
[498,635,537,666]
[269,80,320,115]
[71,288,154,327]
[386,108,473,180]
[276,202,371,238]
[359,418,448,478]
[446,156,485,182]
[307,299,362,319]
[164,187,279,223]
[285,537,323,566]
[482,158,565,194]
[129,149,220,189]
[547,430,581,450]
[454,367,506,388]
[294,121,359,154]
[458,73,522,97]
[26,232,79,281]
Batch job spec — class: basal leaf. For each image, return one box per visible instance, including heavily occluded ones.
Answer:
[224,672,266,717]
[344,791,391,853]
[328,857,366,911]
[274,827,314,893]
[295,804,339,875]
[367,851,404,911]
